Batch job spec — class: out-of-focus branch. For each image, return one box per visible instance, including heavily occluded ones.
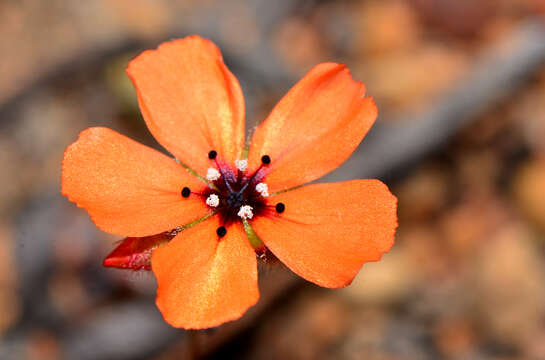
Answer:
[330,19,545,182]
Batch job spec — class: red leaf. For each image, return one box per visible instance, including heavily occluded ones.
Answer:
[103,233,174,270]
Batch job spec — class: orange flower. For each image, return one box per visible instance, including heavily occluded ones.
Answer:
[61,36,398,329]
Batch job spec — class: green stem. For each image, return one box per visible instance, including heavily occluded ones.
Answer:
[182,211,216,231]
[242,144,249,160]
[176,158,219,191]
[242,219,263,249]
[270,184,304,196]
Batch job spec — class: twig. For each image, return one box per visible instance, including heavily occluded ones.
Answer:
[329,19,545,182]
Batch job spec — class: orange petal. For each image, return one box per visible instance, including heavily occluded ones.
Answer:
[252,180,397,288]
[127,36,245,176]
[247,63,377,191]
[62,127,209,237]
[152,217,259,329]
[103,233,173,271]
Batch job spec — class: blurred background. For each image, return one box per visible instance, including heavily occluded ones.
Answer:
[1,0,545,359]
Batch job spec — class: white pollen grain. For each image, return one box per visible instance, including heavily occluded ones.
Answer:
[206,194,220,207]
[237,205,254,219]
[206,168,221,181]
[235,159,248,172]
[255,182,269,197]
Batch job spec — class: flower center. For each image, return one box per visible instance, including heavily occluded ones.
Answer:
[226,191,244,209]
[206,166,265,223]
[181,152,286,238]
[204,152,271,224]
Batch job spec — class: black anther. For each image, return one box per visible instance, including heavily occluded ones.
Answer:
[261,155,271,165]
[181,187,191,198]
[208,150,217,159]
[216,226,227,237]
[275,202,285,213]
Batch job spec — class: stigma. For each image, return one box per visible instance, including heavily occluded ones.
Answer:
[237,205,254,219]
[235,159,247,172]
[255,182,269,197]
[206,168,221,181]
[206,194,220,207]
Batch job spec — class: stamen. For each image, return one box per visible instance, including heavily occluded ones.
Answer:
[216,226,227,237]
[212,160,234,192]
[237,205,254,219]
[206,168,221,181]
[181,187,191,198]
[275,202,285,213]
[235,159,248,172]
[255,182,269,197]
[208,150,217,159]
[261,155,271,165]
[206,194,220,207]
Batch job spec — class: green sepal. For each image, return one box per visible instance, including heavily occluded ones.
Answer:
[242,219,263,249]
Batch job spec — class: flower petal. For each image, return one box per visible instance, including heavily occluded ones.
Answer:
[103,233,173,271]
[252,180,397,288]
[127,36,245,175]
[152,217,259,329]
[247,63,377,191]
[62,127,209,237]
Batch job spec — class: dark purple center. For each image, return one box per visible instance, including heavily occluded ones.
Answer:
[203,161,269,226]
[180,153,286,239]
